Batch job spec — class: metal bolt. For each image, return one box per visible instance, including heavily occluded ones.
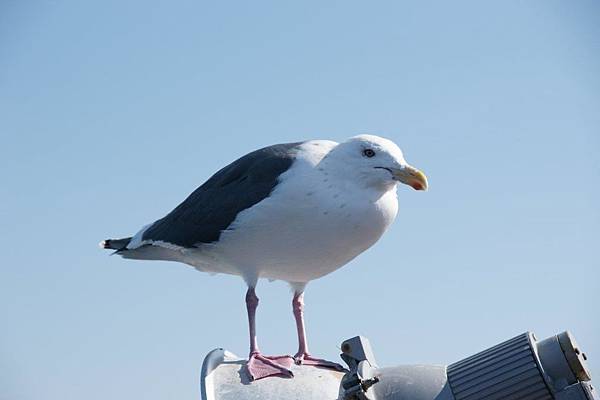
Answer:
[361,377,380,391]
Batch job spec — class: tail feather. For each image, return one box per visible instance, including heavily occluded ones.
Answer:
[100,237,132,251]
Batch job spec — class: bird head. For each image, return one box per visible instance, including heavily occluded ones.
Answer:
[322,134,428,192]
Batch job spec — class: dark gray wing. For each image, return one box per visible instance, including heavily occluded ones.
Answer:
[141,142,302,248]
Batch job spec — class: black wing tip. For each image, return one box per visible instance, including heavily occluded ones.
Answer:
[100,237,132,251]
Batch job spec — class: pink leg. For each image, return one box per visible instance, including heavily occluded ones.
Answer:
[245,287,293,381]
[292,292,346,371]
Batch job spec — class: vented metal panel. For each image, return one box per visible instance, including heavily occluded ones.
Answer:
[447,333,553,400]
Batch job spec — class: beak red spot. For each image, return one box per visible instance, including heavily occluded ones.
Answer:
[411,182,424,190]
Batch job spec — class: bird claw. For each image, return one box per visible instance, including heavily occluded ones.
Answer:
[246,352,294,381]
[293,352,347,372]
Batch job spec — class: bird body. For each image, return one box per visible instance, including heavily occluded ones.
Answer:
[200,140,399,285]
[102,134,427,380]
[115,138,401,286]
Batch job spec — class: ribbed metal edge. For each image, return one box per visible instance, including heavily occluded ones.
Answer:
[447,333,553,400]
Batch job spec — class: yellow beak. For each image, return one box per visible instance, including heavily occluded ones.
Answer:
[391,165,428,191]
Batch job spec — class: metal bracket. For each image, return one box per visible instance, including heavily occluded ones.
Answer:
[340,336,380,400]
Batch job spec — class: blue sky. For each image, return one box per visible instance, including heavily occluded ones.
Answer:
[1,1,598,399]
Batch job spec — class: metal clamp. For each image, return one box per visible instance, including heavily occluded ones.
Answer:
[340,336,380,400]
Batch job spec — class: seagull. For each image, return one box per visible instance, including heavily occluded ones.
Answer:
[101,134,427,381]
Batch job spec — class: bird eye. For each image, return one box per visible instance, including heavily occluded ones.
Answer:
[362,149,376,158]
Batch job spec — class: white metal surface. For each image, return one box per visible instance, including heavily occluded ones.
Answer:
[200,349,346,400]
